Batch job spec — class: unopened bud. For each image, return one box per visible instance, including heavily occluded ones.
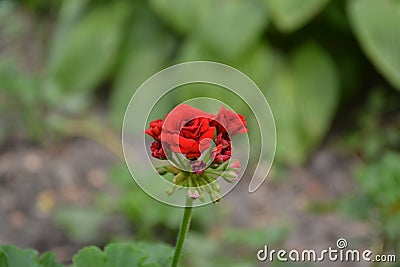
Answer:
[166,186,175,196]
[173,172,186,184]
[165,165,180,175]
[187,189,200,200]
[157,167,167,175]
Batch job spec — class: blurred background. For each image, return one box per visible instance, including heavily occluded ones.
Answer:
[0,0,399,266]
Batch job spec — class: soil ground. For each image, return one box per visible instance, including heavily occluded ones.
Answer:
[0,138,371,266]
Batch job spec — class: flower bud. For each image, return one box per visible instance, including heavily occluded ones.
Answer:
[173,172,186,184]
[191,161,206,175]
[211,181,221,192]
[166,186,175,196]
[165,165,181,175]
[157,167,167,175]
[187,189,200,200]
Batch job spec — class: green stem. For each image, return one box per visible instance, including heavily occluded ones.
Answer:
[171,197,193,267]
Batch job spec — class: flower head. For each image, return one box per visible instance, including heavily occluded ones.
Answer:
[145,104,248,202]
[145,119,163,140]
[191,161,207,175]
[211,133,232,163]
[212,106,247,136]
[150,141,166,159]
[161,104,216,159]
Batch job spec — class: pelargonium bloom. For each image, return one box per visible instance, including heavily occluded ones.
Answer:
[150,141,166,159]
[191,161,207,175]
[162,104,216,159]
[145,119,164,140]
[211,133,231,163]
[212,105,247,136]
[145,104,248,202]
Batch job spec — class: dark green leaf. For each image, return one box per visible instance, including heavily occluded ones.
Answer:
[265,0,330,32]
[0,249,8,267]
[348,0,400,91]
[39,252,64,267]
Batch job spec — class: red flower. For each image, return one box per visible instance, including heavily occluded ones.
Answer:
[145,104,247,161]
[211,132,232,163]
[213,106,247,136]
[145,119,163,140]
[150,141,166,159]
[162,104,216,159]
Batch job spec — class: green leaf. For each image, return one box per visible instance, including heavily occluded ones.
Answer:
[0,249,8,267]
[234,43,277,93]
[264,0,330,32]
[104,244,146,267]
[0,245,40,267]
[176,37,216,62]
[0,246,64,267]
[148,0,198,34]
[72,243,173,267]
[264,60,303,163]
[348,0,400,91]
[197,0,268,60]
[47,1,130,95]
[134,243,173,267]
[39,252,64,267]
[292,43,339,150]
[109,3,175,128]
[73,247,106,267]
[264,43,339,164]
[150,0,267,60]
[47,0,89,68]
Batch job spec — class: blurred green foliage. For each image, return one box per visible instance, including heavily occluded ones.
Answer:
[1,0,399,165]
[54,163,220,242]
[53,162,290,266]
[0,245,64,267]
[0,243,174,267]
[340,151,400,254]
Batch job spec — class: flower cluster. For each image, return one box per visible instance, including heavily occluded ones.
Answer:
[145,104,247,202]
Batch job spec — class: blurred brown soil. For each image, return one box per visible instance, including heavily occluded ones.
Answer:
[0,138,370,266]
